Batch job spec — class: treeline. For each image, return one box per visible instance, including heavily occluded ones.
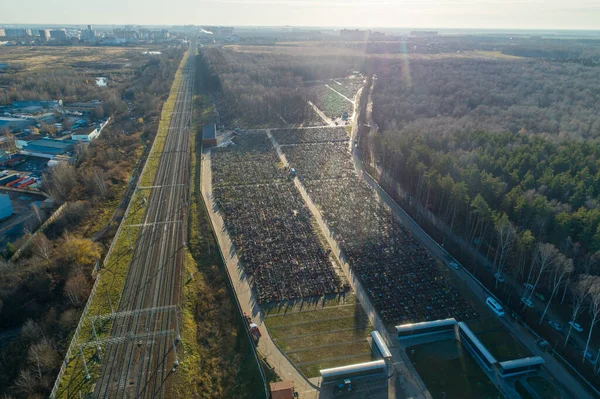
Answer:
[340,35,600,66]
[368,126,600,357]
[358,49,600,373]
[199,47,362,125]
[367,57,600,139]
[0,49,183,399]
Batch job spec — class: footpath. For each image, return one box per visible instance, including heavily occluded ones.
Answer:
[200,149,319,399]
[267,130,430,399]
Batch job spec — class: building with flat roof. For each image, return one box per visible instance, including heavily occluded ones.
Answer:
[0,195,14,221]
[71,126,99,142]
[20,138,77,159]
[4,28,31,37]
[202,124,217,147]
[0,117,35,132]
[269,381,294,399]
[50,29,68,41]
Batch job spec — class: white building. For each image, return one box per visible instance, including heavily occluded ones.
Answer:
[71,126,99,142]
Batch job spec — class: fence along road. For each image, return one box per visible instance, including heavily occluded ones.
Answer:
[92,46,194,399]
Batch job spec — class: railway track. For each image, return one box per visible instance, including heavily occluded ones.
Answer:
[92,44,195,399]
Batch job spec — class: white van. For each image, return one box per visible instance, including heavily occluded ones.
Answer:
[486,297,505,317]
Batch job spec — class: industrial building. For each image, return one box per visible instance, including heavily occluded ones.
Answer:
[0,117,35,132]
[19,138,77,159]
[71,126,99,142]
[0,195,14,221]
[12,100,63,110]
[202,124,217,147]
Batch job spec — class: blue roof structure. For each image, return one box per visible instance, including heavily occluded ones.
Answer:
[25,138,77,155]
[203,124,217,140]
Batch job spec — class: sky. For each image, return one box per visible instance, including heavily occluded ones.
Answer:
[2,0,600,30]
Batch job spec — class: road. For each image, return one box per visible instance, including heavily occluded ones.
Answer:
[349,80,596,399]
[92,44,194,399]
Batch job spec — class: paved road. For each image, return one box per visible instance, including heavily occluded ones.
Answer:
[353,77,598,399]
[92,44,195,399]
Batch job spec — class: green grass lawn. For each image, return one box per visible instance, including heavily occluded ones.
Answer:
[408,339,503,399]
[308,84,353,119]
[264,294,373,378]
[467,319,530,362]
[527,376,560,399]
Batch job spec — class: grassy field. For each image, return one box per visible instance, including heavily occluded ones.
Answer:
[264,293,373,378]
[169,89,266,398]
[53,50,189,398]
[0,46,150,73]
[308,84,353,119]
[467,318,530,362]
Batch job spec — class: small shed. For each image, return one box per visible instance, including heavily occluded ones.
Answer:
[0,195,14,221]
[269,381,294,399]
[202,124,217,147]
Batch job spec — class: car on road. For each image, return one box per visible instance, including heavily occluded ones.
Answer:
[584,351,598,365]
[449,261,460,270]
[535,292,546,301]
[548,321,563,332]
[569,321,584,333]
[524,283,535,291]
[486,297,505,317]
[494,273,505,283]
[521,297,534,308]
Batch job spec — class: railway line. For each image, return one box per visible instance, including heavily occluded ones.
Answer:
[92,44,195,399]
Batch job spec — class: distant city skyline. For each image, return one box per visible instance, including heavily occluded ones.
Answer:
[2,0,600,31]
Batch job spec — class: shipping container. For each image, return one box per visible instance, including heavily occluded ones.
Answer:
[0,174,19,185]
[6,177,25,187]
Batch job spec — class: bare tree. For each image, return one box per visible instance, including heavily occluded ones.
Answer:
[32,233,53,263]
[27,338,58,380]
[525,243,560,303]
[584,279,600,362]
[565,275,594,346]
[494,217,517,289]
[64,271,91,306]
[540,254,573,323]
[43,163,77,201]
[581,251,600,275]
[91,167,107,197]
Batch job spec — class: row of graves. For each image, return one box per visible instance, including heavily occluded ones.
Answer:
[272,127,479,325]
[211,131,348,304]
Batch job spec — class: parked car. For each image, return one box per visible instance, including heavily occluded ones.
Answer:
[568,321,584,333]
[535,292,546,301]
[524,283,535,291]
[583,351,598,365]
[548,321,563,332]
[521,297,534,308]
[494,273,505,283]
